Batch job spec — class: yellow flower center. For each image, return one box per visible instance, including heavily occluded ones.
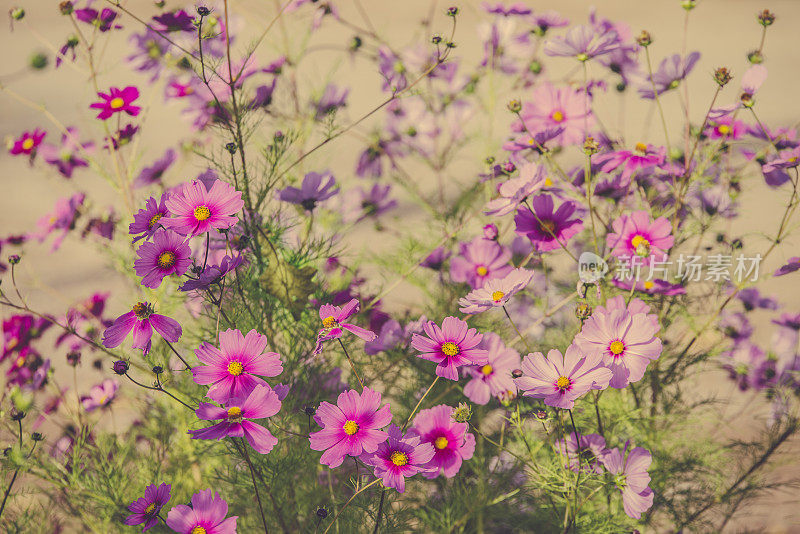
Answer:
[226,406,243,422]
[540,219,556,234]
[99,395,108,405]
[644,280,655,290]
[227,361,244,376]
[22,138,34,150]
[322,316,338,328]
[144,503,157,515]
[147,213,163,229]
[609,340,625,355]
[157,251,176,269]
[475,265,488,277]
[481,364,493,376]
[109,97,125,109]
[390,451,409,466]
[132,302,151,319]
[544,177,553,187]
[441,342,460,357]
[631,235,651,257]
[635,142,648,154]
[191,527,207,534]
[556,376,571,390]
[491,290,505,302]
[717,124,731,135]
[551,110,565,123]
[193,205,211,221]
[434,436,449,449]
[343,420,359,435]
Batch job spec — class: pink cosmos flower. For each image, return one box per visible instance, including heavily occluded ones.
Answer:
[705,117,747,140]
[9,129,46,156]
[166,489,237,534]
[124,482,171,532]
[593,143,666,184]
[573,306,663,388]
[412,404,475,479]
[411,317,489,380]
[458,268,534,314]
[313,298,376,355]
[606,210,674,259]
[134,229,192,288]
[450,237,513,289]
[81,378,119,411]
[602,444,654,519]
[463,332,521,405]
[192,328,283,403]
[90,86,141,120]
[514,344,612,409]
[555,432,608,474]
[188,385,281,454]
[483,162,547,216]
[102,302,182,356]
[35,192,85,251]
[309,387,392,468]
[514,194,583,252]
[362,424,435,493]
[129,193,169,243]
[162,179,244,237]
[514,83,594,146]
[544,24,620,61]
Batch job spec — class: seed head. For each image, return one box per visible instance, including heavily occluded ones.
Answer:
[636,30,652,47]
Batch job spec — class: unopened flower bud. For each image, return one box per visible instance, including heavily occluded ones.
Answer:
[757,9,775,27]
[154,0,166,7]
[10,7,25,20]
[483,224,498,241]
[8,254,20,265]
[529,60,542,74]
[502,161,516,174]
[507,99,522,113]
[485,156,495,165]
[740,92,754,108]
[445,41,456,49]
[274,130,284,140]
[10,408,25,421]
[225,142,237,154]
[583,137,600,155]
[431,35,442,45]
[152,365,163,374]
[616,82,627,93]
[31,432,44,442]
[511,369,523,379]
[315,506,329,519]
[636,30,652,47]
[303,404,316,417]
[112,360,129,375]
[66,351,81,367]
[533,409,548,421]
[196,6,211,17]
[30,53,48,70]
[747,50,764,64]
[681,0,697,11]
[446,6,459,17]
[714,67,732,87]
[451,402,473,423]
[575,302,593,320]
[59,1,73,15]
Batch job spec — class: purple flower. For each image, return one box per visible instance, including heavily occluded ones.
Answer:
[313,298,377,355]
[736,288,778,311]
[129,194,169,243]
[309,387,392,468]
[38,128,93,178]
[364,319,403,356]
[363,424,435,493]
[180,254,244,292]
[481,2,532,16]
[555,432,609,474]
[721,342,768,391]
[450,237,513,289]
[90,86,141,120]
[338,184,398,223]
[458,268,534,314]
[278,171,338,211]
[189,385,281,454]
[412,404,475,479]
[102,302,182,356]
[133,149,176,188]
[463,332,520,405]
[81,379,118,411]
[638,52,700,99]
[151,10,195,32]
[531,11,569,35]
[134,229,192,288]
[602,445,654,519]
[421,247,452,271]
[610,277,686,295]
[544,24,620,61]
[35,193,85,251]
[411,316,489,380]
[483,163,547,216]
[514,194,583,253]
[2,315,52,362]
[107,124,139,150]
[128,30,170,80]
[515,83,594,146]
[514,344,612,409]
[9,129,46,156]
[593,143,666,185]
[75,5,122,32]
[165,489,237,534]
[775,256,800,277]
[606,210,674,260]
[313,84,349,120]
[124,483,171,532]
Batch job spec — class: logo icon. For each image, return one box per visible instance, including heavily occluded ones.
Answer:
[578,252,608,284]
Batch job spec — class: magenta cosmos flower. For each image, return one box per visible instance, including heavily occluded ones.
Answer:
[81,378,119,411]
[411,317,489,380]
[102,302,182,356]
[124,482,171,532]
[163,179,244,237]
[134,229,192,288]
[192,328,283,403]
[189,385,281,454]
[412,404,475,479]
[309,387,392,468]
[606,210,674,259]
[129,193,169,243]
[602,444,654,519]
[166,489,237,534]
[463,332,521,405]
[515,83,594,146]
[9,129,46,156]
[573,307,662,388]
[363,424,435,493]
[90,86,141,120]
[458,268,534,314]
[514,194,583,252]
[313,298,376,355]
[450,237,513,289]
[514,344,612,409]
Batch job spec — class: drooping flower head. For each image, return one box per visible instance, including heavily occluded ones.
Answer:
[188,385,281,454]
[458,268,534,314]
[309,387,392,468]
[514,344,612,409]
[163,179,244,237]
[606,210,674,259]
[555,432,609,474]
[129,194,169,243]
[463,332,521,405]
[601,444,654,519]
[411,317,489,380]
[363,424,435,493]
[81,378,119,412]
[412,404,475,479]
[278,170,338,211]
[165,489,237,534]
[124,483,171,532]
[450,237,513,289]
[9,129,46,157]
[102,301,182,356]
[192,328,283,403]
[90,86,141,120]
[514,194,583,252]
[313,298,376,355]
[134,229,192,288]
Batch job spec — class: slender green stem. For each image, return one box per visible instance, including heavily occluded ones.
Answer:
[323,479,381,534]
[644,46,671,154]
[402,375,440,431]
[239,439,270,534]
[372,489,386,534]
[164,340,192,370]
[503,306,533,353]
[337,338,365,391]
